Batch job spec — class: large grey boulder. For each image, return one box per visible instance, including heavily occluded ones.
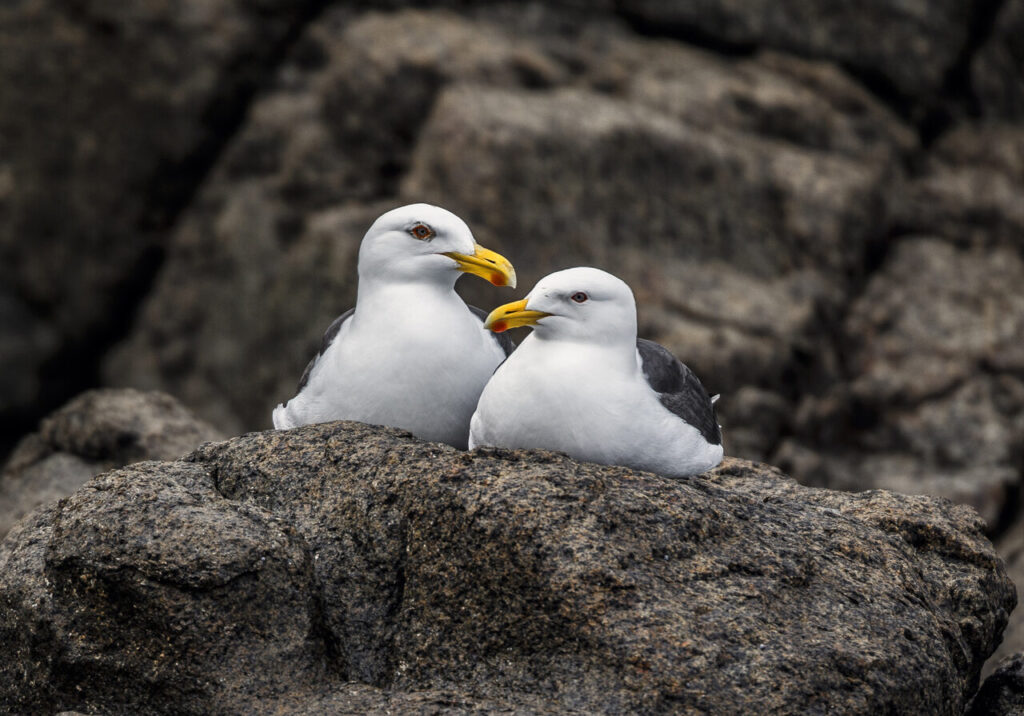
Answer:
[0,421,1014,714]
[0,389,221,539]
[776,238,1024,529]
[405,85,882,280]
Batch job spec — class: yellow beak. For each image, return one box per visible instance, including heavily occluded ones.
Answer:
[483,298,552,333]
[443,244,517,288]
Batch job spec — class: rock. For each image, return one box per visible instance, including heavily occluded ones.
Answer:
[970,654,1024,715]
[776,238,1024,528]
[0,293,59,435]
[0,421,1014,713]
[0,389,222,539]
[617,0,974,103]
[774,443,1019,533]
[258,686,562,714]
[0,0,321,432]
[844,244,1024,402]
[407,85,883,280]
[890,166,1024,252]
[722,386,798,460]
[973,0,1024,120]
[318,9,570,199]
[890,125,1024,251]
[985,521,1024,674]
[583,35,916,161]
[0,468,325,714]
[933,124,1024,183]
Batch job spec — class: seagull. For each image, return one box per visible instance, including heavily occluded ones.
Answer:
[273,204,516,448]
[469,267,723,477]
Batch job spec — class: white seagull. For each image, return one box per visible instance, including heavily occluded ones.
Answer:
[469,267,723,477]
[273,204,516,448]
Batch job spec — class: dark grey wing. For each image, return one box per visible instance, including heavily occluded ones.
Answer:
[468,305,515,357]
[636,338,721,446]
[296,308,354,392]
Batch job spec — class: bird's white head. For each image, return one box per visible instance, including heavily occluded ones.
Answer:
[484,267,638,345]
[358,203,516,289]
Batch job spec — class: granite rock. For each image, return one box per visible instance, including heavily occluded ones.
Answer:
[933,124,1024,183]
[970,653,1024,715]
[0,389,221,539]
[984,519,1024,675]
[406,84,884,280]
[0,421,1014,714]
[776,238,1024,529]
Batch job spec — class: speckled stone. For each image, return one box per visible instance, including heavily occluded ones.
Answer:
[969,653,1024,715]
[0,388,222,539]
[0,421,1014,714]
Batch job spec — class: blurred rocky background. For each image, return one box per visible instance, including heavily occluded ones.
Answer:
[1,0,1023,677]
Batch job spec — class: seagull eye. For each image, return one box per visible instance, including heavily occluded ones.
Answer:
[409,223,434,240]
[570,291,589,303]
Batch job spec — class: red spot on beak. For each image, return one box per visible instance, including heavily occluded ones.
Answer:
[491,321,508,333]
[490,273,504,286]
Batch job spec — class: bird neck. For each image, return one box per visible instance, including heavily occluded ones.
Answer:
[524,332,640,374]
[354,278,457,321]
[360,274,456,305]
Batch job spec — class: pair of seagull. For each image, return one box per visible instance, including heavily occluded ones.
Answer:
[273,204,723,478]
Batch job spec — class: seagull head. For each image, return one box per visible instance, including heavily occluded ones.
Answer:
[484,267,637,344]
[358,203,516,289]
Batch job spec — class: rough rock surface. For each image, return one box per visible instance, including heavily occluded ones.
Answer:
[973,0,1024,120]
[617,0,974,102]
[986,521,1024,673]
[890,125,1024,251]
[0,389,221,539]
[0,421,1015,714]
[775,238,1024,530]
[0,0,321,441]
[407,83,881,281]
[970,653,1024,715]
